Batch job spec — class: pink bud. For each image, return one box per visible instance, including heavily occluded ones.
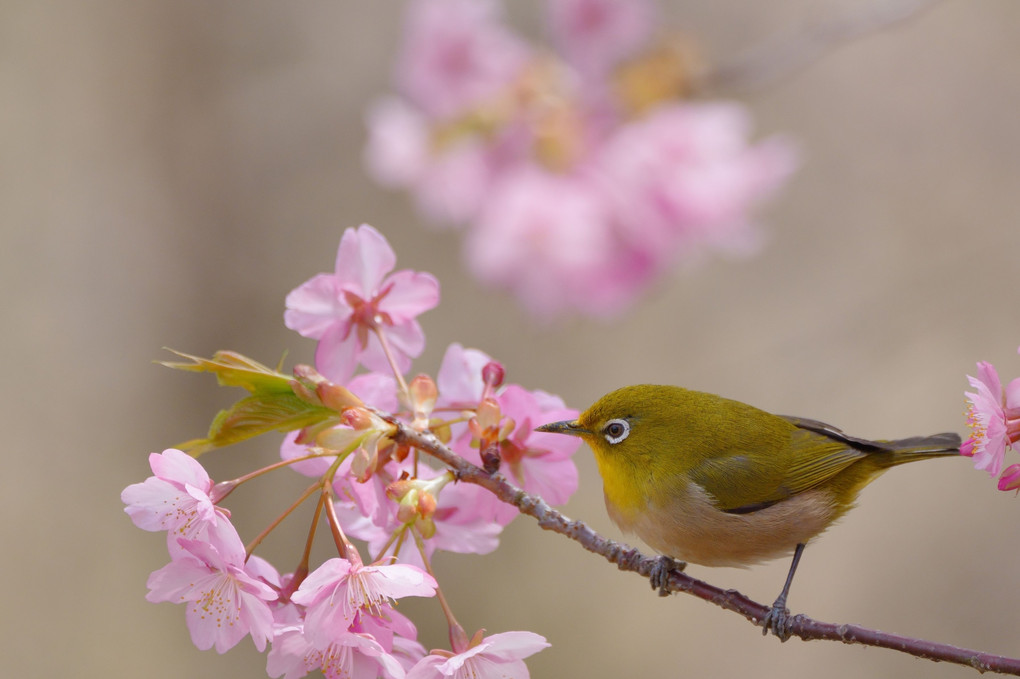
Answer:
[482,361,505,389]
[209,481,238,505]
[342,407,376,430]
[387,477,414,501]
[417,489,437,518]
[317,383,365,411]
[999,464,1020,492]
[409,374,438,427]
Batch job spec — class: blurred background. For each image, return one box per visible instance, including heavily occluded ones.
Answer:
[3,1,1019,677]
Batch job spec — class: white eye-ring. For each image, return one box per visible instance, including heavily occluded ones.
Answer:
[603,418,631,444]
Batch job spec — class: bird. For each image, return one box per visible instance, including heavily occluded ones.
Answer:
[536,384,961,639]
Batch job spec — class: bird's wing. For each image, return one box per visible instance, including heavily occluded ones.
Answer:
[687,421,870,514]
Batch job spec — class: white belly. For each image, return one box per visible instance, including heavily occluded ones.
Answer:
[607,481,841,567]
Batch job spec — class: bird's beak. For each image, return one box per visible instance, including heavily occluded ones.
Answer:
[535,419,589,436]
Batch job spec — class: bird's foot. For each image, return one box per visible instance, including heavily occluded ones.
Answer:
[649,555,686,597]
[761,599,797,641]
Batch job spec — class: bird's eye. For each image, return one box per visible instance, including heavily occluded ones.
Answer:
[603,418,630,444]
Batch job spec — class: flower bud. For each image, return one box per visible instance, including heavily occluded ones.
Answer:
[209,481,238,505]
[342,406,377,430]
[350,446,378,483]
[317,382,365,412]
[482,361,505,390]
[408,374,438,429]
[469,398,501,436]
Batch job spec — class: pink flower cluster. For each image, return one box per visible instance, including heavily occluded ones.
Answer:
[365,0,797,319]
[124,225,574,678]
[963,349,1020,491]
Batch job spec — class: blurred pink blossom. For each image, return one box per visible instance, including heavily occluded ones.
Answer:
[465,166,627,319]
[546,0,655,80]
[365,0,797,319]
[284,224,439,382]
[395,0,529,119]
[599,103,797,258]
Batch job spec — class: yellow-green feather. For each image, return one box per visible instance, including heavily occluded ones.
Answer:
[576,385,959,520]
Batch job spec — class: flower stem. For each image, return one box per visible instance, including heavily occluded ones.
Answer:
[412,526,469,653]
[322,484,360,565]
[245,480,321,561]
[279,491,327,600]
[372,326,410,401]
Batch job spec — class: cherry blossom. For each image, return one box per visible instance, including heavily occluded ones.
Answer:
[267,627,405,679]
[406,631,550,679]
[145,536,276,653]
[284,224,439,383]
[963,360,1020,477]
[121,448,238,553]
[291,558,437,647]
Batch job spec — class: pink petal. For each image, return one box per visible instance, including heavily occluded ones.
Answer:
[975,361,1003,399]
[280,430,335,477]
[285,273,346,340]
[334,224,397,297]
[436,343,492,406]
[364,97,430,187]
[396,0,529,119]
[379,270,441,323]
[1005,376,1020,411]
[362,564,438,599]
[547,0,655,78]
[149,448,211,489]
[479,631,551,661]
[291,558,355,606]
[413,140,492,225]
[121,477,181,531]
[315,322,361,384]
[998,464,1020,491]
[349,372,400,412]
[357,322,425,376]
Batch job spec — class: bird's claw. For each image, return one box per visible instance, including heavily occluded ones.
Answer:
[761,602,796,641]
[649,555,686,596]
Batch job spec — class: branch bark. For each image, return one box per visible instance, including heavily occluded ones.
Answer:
[390,421,1020,676]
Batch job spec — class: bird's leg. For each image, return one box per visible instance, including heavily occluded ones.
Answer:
[761,542,804,641]
[649,555,686,596]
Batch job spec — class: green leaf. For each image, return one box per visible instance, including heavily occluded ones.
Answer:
[160,349,294,395]
[161,349,338,455]
[180,392,337,456]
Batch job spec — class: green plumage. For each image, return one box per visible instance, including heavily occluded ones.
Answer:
[573,384,960,516]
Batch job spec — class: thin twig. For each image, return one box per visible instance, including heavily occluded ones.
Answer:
[389,420,1020,676]
[697,0,945,94]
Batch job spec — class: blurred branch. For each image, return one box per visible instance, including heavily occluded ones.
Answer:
[697,0,945,94]
[391,419,1020,676]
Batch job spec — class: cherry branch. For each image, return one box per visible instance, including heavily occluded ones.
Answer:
[389,420,1020,676]
[698,0,944,94]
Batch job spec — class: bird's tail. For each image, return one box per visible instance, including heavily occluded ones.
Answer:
[880,432,962,466]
